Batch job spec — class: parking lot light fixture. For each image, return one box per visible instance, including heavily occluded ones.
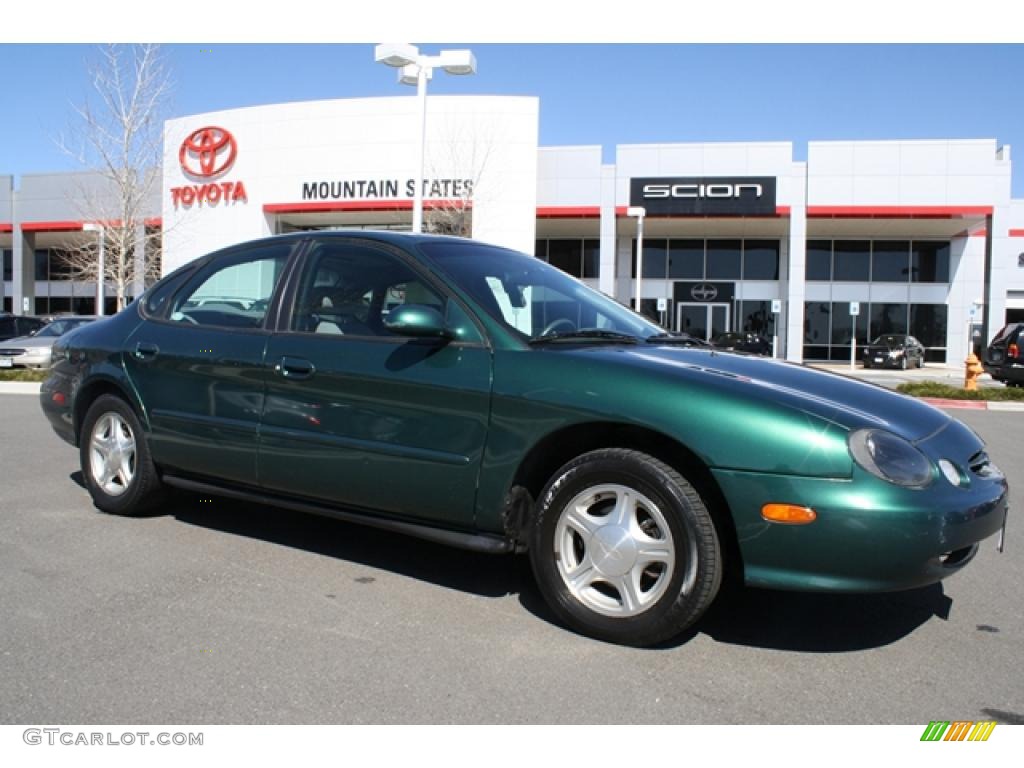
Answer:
[374,44,477,234]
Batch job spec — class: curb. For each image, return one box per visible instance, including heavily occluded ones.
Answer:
[0,382,42,395]
[921,397,1024,412]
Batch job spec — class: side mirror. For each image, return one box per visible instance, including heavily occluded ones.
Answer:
[383,304,452,340]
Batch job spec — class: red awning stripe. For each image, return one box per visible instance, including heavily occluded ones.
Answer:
[807,205,992,219]
[536,206,601,219]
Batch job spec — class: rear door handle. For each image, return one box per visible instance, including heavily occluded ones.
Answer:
[134,342,159,361]
[276,356,316,381]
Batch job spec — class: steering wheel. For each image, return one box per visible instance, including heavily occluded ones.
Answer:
[540,318,577,337]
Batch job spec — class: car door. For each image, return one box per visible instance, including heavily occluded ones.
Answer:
[258,237,493,528]
[124,240,295,486]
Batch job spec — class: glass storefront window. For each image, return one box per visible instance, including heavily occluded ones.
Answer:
[871,241,910,282]
[582,239,599,278]
[547,240,584,277]
[804,301,831,346]
[2,249,12,281]
[34,249,49,281]
[739,300,775,336]
[911,241,950,283]
[833,241,870,281]
[869,303,909,338]
[830,301,868,346]
[806,241,832,281]
[909,304,948,348]
[636,239,668,279]
[706,239,741,280]
[743,240,779,280]
[668,239,703,279]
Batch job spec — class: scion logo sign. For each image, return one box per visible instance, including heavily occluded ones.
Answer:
[171,125,248,209]
[691,284,719,301]
[630,176,777,216]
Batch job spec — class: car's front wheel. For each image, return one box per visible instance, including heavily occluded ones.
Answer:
[80,394,163,516]
[529,449,722,646]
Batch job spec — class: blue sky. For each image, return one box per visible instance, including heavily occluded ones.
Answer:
[2,44,1023,196]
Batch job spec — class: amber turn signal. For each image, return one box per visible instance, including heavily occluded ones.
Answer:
[761,504,817,525]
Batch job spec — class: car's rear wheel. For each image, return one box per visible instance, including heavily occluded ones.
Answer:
[529,449,722,646]
[80,394,163,516]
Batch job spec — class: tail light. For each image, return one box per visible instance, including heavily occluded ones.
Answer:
[1010,342,1019,358]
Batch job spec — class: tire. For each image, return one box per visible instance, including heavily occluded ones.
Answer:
[529,449,722,646]
[863,361,871,369]
[79,394,164,516]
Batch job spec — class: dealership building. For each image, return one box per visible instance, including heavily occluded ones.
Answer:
[4,93,1024,363]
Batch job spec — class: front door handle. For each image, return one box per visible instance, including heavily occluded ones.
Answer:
[134,342,159,361]
[276,356,316,381]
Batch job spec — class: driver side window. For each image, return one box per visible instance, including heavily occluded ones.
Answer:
[170,244,290,328]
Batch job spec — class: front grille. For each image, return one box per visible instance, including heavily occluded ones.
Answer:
[0,348,25,356]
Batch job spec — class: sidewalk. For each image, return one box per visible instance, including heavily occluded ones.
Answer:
[0,382,42,395]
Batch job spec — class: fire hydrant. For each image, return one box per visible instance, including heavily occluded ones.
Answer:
[964,352,984,391]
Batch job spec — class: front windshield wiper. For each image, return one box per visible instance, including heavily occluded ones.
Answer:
[529,329,641,345]
[645,332,709,346]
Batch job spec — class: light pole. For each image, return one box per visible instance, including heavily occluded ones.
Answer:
[83,223,105,317]
[627,206,646,318]
[374,44,477,234]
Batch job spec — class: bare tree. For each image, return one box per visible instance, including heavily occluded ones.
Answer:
[422,117,501,238]
[56,44,171,311]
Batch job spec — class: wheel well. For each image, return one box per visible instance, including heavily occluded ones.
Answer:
[73,380,140,445]
[510,422,744,586]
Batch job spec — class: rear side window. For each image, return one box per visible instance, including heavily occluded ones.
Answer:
[991,325,1020,344]
[169,244,292,329]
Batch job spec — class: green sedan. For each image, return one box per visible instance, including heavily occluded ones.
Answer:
[40,232,1009,646]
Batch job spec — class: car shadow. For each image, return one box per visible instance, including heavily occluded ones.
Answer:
[162,491,531,600]
[75,474,954,652]
[689,581,952,653]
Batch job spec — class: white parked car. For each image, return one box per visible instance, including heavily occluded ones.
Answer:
[0,316,96,369]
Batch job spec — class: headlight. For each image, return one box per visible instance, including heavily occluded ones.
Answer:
[848,429,933,488]
[888,349,904,358]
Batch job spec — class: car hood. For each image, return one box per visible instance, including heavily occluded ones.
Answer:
[563,344,950,442]
[1,335,55,349]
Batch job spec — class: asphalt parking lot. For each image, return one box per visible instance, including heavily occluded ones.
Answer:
[1,391,1021,725]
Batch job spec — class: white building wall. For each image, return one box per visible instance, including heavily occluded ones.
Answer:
[163,96,540,272]
[536,146,602,207]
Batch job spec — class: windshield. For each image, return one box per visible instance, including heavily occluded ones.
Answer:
[419,241,663,342]
[871,335,906,347]
[35,319,90,338]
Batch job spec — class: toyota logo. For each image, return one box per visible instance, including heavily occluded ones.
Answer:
[691,284,718,301]
[179,126,237,179]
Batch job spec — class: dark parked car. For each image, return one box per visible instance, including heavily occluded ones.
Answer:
[0,313,45,343]
[862,334,925,370]
[711,331,772,356]
[39,232,1008,646]
[982,323,1024,387]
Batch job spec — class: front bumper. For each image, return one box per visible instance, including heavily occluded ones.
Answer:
[0,349,52,368]
[863,352,907,369]
[713,435,1008,593]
